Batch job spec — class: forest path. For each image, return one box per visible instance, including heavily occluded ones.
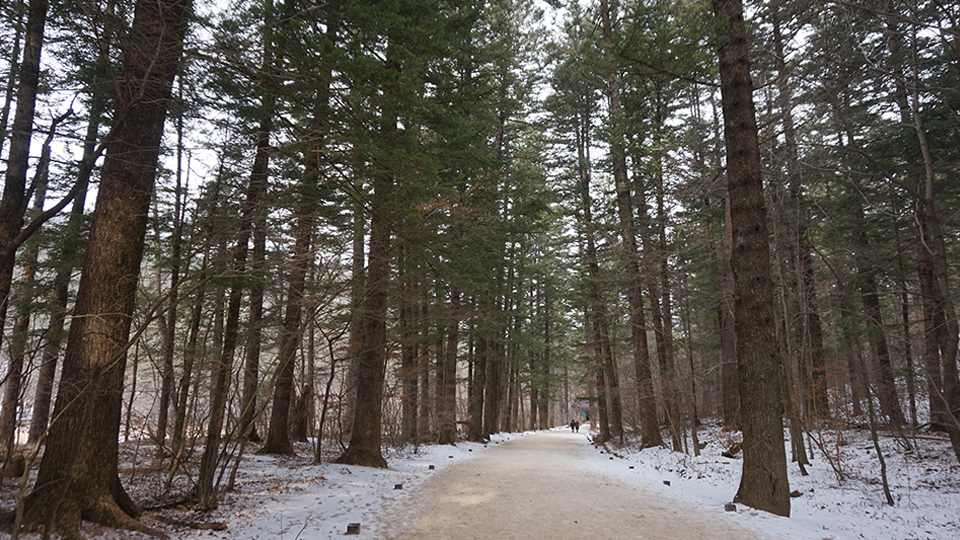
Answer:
[377,430,769,540]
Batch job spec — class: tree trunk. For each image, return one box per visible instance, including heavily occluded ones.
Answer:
[798,239,828,415]
[291,384,312,443]
[259,183,314,455]
[1,113,59,456]
[399,246,419,445]
[263,0,323,456]
[239,203,266,443]
[0,4,24,160]
[585,245,613,443]
[156,91,187,456]
[171,190,215,464]
[679,268,701,455]
[592,323,610,442]
[505,278,522,433]
[654,138,681,451]
[915,201,945,423]
[0,0,48,359]
[419,301,433,441]
[599,318,622,440]
[772,13,828,418]
[899,279,917,427]
[539,290,552,430]
[237,34,274,443]
[852,192,905,426]
[341,175,367,443]
[418,335,432,442]
[315,330,341,463]
[510,339,521,432]
[574,94,615,443]
[196,151,264,507]
[596,0,631,446]
[919,179,960,459]
[28,97,100,444]
[469,331,487,441]
[719,196,740,429]
[907,26,960,458]
[624,173,659,445]
[436,290,460,445]
[22,1,190,535]
[483,307,504,439]
[196,280,240,509]
[712,0,790,517]
[777,300,809,475]
[432,324,446,441]
[335,165,391,467]
[336,38,397,463]
[642,214,678,448]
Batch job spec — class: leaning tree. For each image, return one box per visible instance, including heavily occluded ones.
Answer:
[15,0,192,537]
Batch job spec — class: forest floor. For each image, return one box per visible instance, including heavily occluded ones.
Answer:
[0,421,958,539]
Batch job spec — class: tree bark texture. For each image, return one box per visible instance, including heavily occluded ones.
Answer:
[340,183,367,443]
[469,330,487,441]
[909,53,960,459]
[918,182,960,460]
[713,0,790,517]
[596,0,630,445]
[483,317,504,439]
[419,303,434,440]
[23,0,191,535]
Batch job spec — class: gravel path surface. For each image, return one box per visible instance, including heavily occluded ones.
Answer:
[378,430,768,540]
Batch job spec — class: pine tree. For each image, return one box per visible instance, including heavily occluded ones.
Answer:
[18,0,192,535]
[0,0,49,385]
[712,0,790,517]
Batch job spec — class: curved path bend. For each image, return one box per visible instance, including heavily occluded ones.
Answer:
[378,430,767,540]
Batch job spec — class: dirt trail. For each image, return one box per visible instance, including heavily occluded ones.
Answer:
[378,430,767,540]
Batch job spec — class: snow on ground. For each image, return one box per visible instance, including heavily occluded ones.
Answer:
[159,424,960,540]
[165,436,523,540]
[1,424,958,539]
[580,423,960,540]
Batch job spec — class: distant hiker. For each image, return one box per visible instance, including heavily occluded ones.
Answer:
[570,420,577,432]
[575,420,580,433]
